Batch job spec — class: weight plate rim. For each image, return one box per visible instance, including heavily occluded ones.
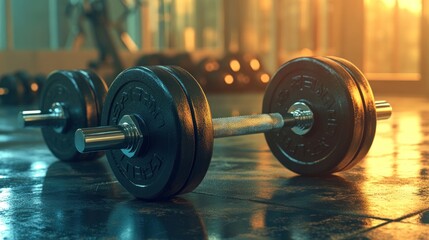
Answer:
[64,70,97,161]
[73,70,108,161]
[325,56,377,171]
[40,70,93,161]
[102,66,195,200]
[161,65,214,195]
[316,57,365,173]
[262,57,365,175]
[147,66,196,198]
[74,70,108,127]
[0,75,22,104]
[14,71,35,104]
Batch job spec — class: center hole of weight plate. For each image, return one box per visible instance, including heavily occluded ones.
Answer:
[287,102,314,136]
[118,114,148,158]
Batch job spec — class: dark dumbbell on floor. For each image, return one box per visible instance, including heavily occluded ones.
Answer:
[195,56,229,92]
[74,56,392,200]
[0,71,45,105]
[18,70,108,161]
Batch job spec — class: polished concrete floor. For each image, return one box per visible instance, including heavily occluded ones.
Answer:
[1,94,429,239]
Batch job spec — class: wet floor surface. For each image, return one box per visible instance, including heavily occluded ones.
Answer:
[1,94,429,239]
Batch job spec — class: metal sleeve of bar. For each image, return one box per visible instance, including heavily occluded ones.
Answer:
[213,113,287,138]
[375,100,392,120]
[75,126,127,153]
[20,111,55,127]
[75,115,145,158]
[19,103,68,129]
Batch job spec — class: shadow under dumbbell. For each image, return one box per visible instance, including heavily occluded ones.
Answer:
[37,160,207,238]
[106,198,207,239]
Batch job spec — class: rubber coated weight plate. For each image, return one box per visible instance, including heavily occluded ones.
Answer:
[102,66,195,200]
[0,74,24,105]
[34,74,46,91]
[196,57,234,92]
[74,70,108,126]
[145,67,197,198]
[40,71,98,161]
[262,57,365,175]
[31,74,46,101]
[326,56,377,171]
[161,66,214,195]
[14,71,35,104]
[74,70,108,160]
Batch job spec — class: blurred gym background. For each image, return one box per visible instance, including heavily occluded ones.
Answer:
[0,0,427,94]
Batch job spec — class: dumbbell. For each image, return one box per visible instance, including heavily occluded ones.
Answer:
[19,70,108,161]
[0,71,44,105]
[74,56,392,200]
[195,56,226,92]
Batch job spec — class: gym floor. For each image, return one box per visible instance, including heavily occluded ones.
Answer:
[1,93,429,239]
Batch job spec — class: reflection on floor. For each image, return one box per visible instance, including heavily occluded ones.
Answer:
[1,94,429,239]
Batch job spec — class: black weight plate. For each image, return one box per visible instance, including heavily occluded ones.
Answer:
[32,74,47,98]
[34,74,46,88]
[0,74,24,105]
[262,57,365,175]
[102,66,195,200]
[326,56,377,171]
[161,66,214,195]
[195,57,230,92]
[74,70,109,160]
[40,70,98,161]
[14,70,36,104]
[74,70,108,126]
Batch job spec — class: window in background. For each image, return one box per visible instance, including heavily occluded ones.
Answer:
[276,0,334,64]
[364,0,421,80]
[0,0,5,50]
[194,0,223,50]
[174,0,196,51]
[11,0,51,50]
[222,0,277,70]
[143,0,223,52]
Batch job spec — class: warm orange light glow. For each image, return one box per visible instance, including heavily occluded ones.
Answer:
[204,61,219,72]
[231,110,240,116]
[237,74,250,84]
[229,60,241,72]
[363,112,422,217]
[377,0,421,14]
[379,0,395,9]
[250,209,265,229]
[260,73,270,83]
[401,1,421,14]
[224,74,234,85]
[30,83,39,92]
[0,88,8,95]
[250,59,261,71]
[259,0,272,11]
[120,33,138,52]
[184,27,195,51]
